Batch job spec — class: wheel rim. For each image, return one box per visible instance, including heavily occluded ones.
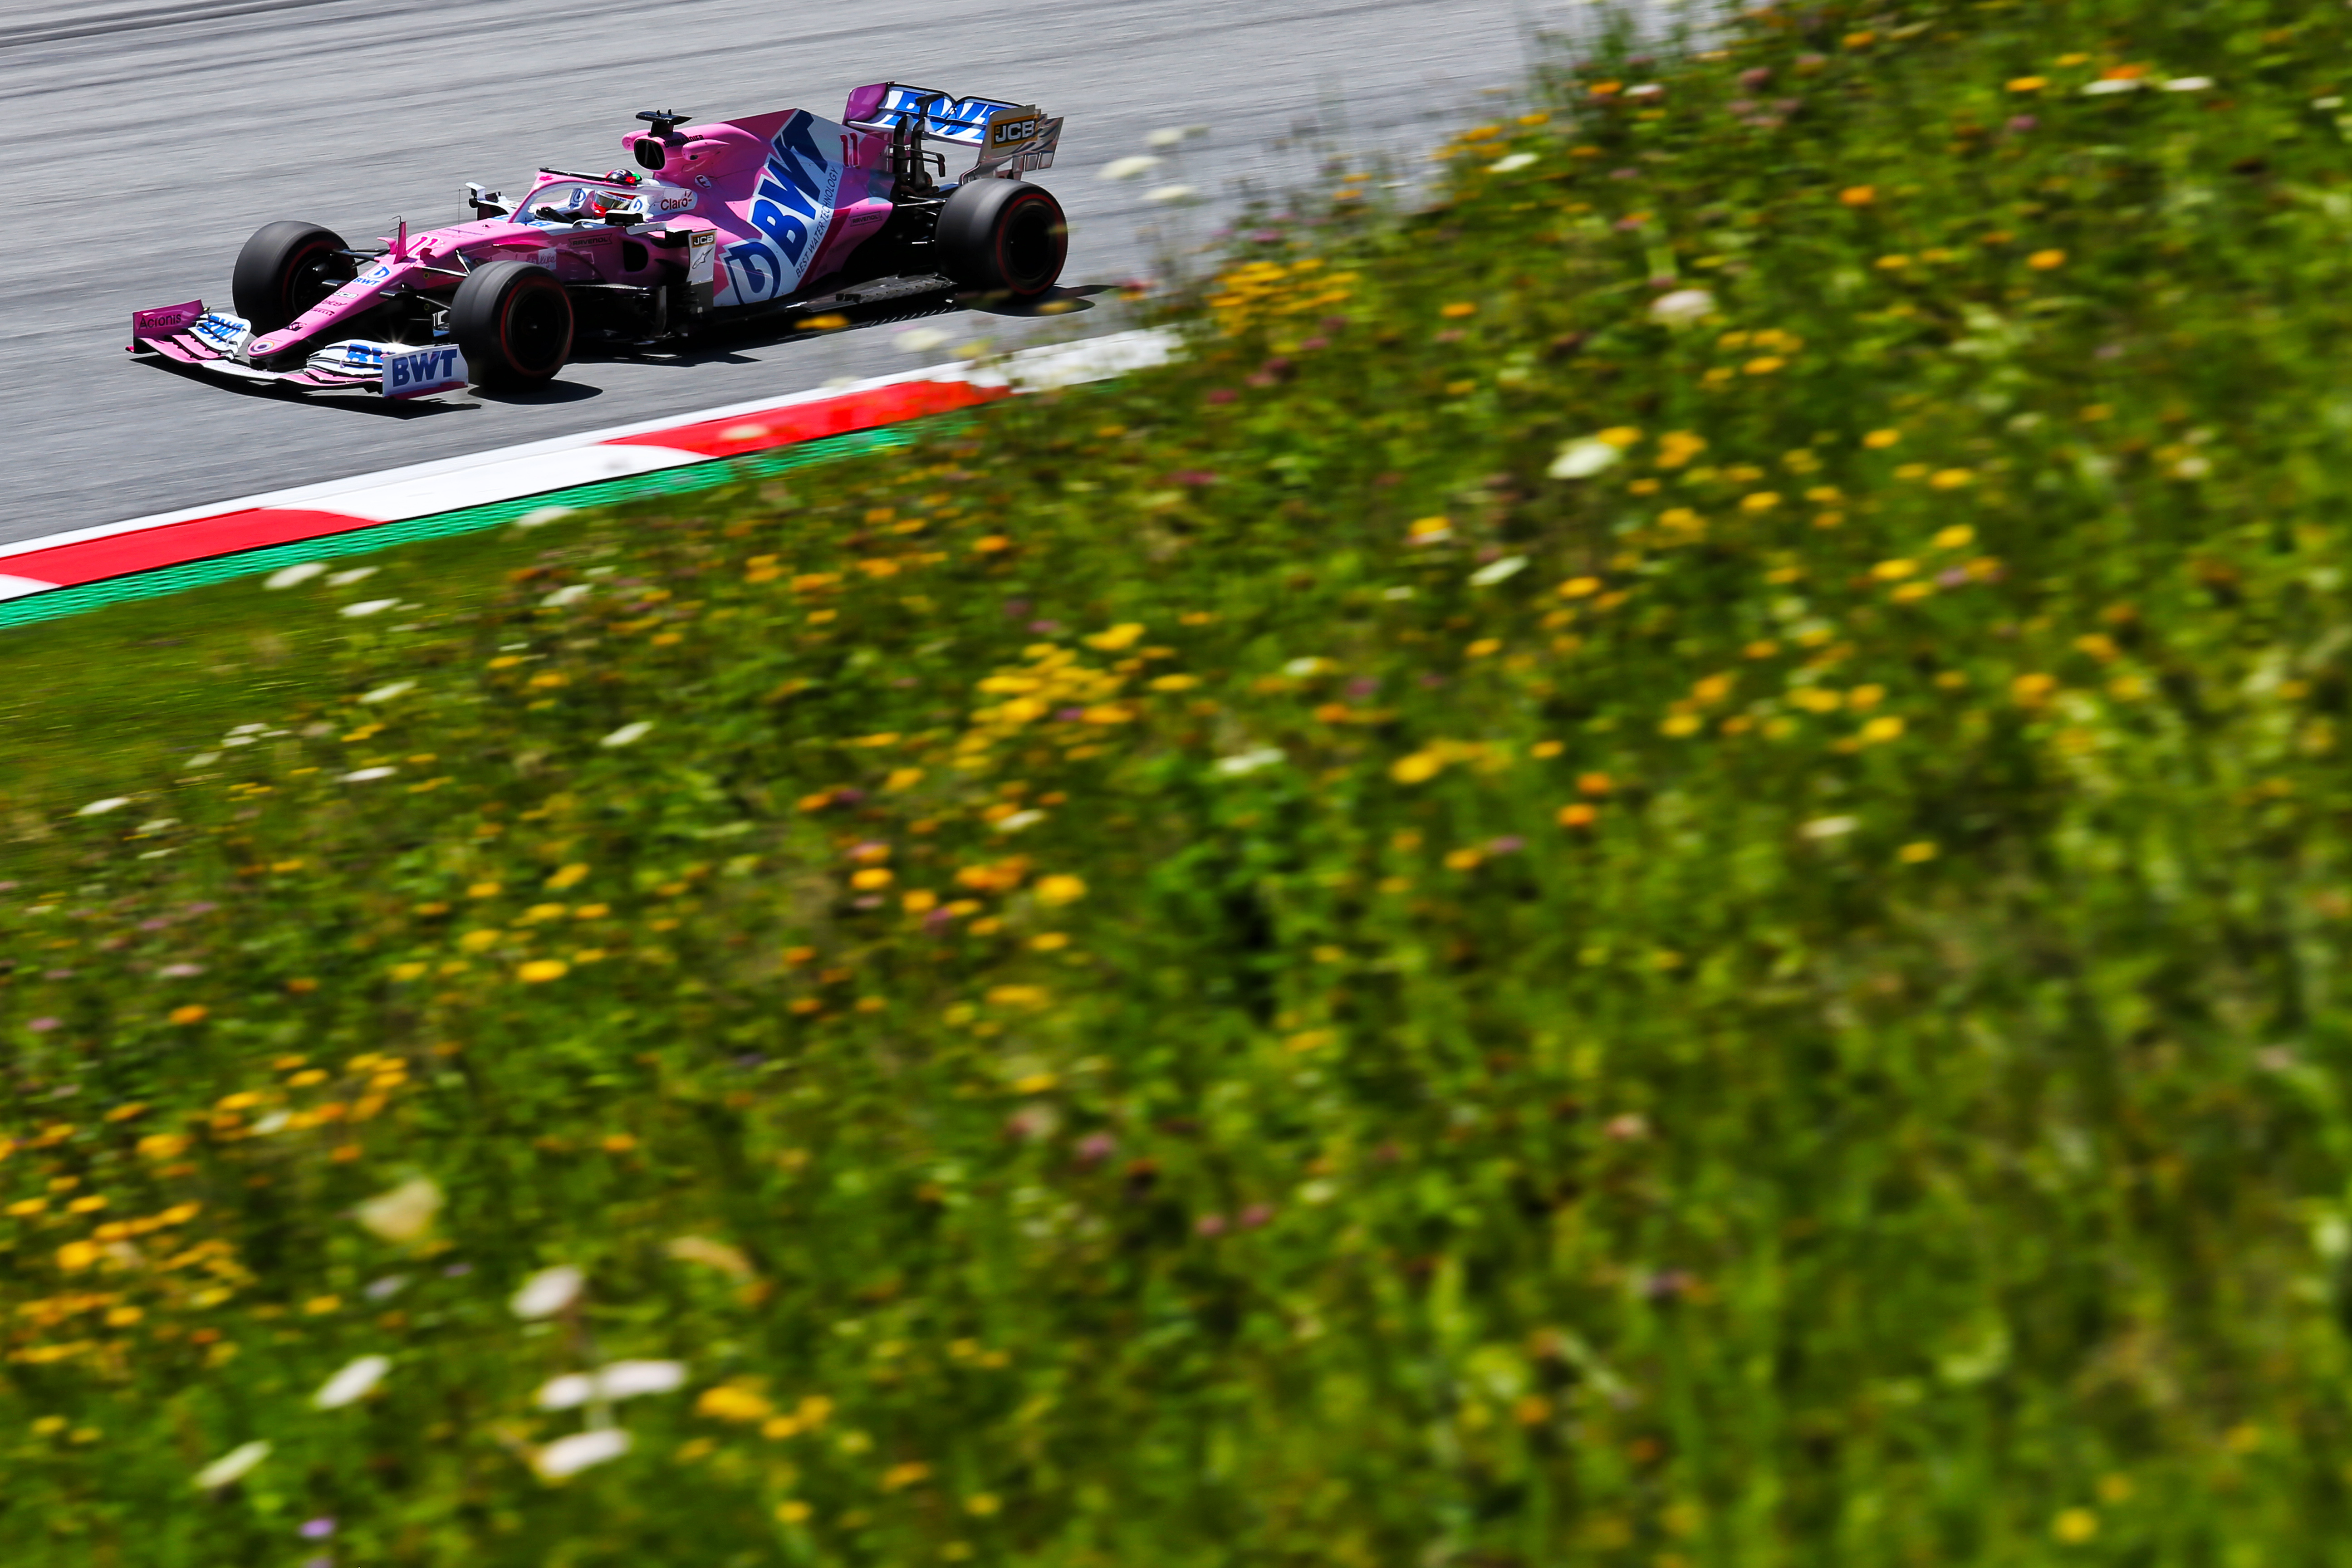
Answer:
[1000,198,1062,292]
[502,284,570,373]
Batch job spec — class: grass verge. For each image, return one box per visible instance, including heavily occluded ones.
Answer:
[9,2,2352,1561]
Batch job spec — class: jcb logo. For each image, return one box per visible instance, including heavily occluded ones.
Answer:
[986,107,1044,147]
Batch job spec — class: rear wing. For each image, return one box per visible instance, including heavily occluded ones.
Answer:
[844,82,1062,180]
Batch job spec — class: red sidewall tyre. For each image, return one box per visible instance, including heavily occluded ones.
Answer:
[451,261,573,387]
[936,179,1068,299]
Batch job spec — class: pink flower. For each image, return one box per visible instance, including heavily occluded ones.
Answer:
[1195,1213,1228,1237]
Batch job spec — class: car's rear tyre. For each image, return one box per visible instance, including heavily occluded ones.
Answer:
[451,261,573,387]
[936,179,1067,299]
[232,221,353,333]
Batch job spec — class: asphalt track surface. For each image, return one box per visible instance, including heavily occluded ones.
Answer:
[0,0,1587,545]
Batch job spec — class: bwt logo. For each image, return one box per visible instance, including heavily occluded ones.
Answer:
[385,346,465,395]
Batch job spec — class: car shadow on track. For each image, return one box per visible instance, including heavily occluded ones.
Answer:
[470,379,605,407]
[967,283,1115,318]
[139,356,473,419]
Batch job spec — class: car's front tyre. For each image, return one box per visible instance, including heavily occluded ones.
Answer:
[451,262,573,387]
[232,221,353,333]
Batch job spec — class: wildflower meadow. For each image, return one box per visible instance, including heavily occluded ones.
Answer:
[8,1,2352,1562]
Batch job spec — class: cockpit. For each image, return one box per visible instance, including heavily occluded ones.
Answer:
[515,181,647,228]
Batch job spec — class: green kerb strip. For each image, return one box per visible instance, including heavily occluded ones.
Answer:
[0,420,945,635]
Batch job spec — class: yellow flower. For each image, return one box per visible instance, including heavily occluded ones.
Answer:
[56,1240,101,1272]
[1557,803,1598,828]
[1839,185,1876,206]
[1872,559,1918,581]
[1596,426,1643,448]
[467,882,501,899]
[1035,875,1088,906]
[2008,75,2047,92]
[1933,524,1976,549]
[2027,249,2066,270]
[1391,752,1444,784]
[1557,576,1602,599]
[545,863,590,891]
[1744,356,1785,375]
[1407,516,1454,544]
[303,1294,340,1315]
[1659,713,1703,737]
[389,961,429,981]
[1928,468,1973,490]
[168,1005,207,1026]
[1740,492,1780,513]
[1873,254,1911,270]
[776,1501,813,1524]
[1862,429,1901,448]
[1083,623,1146,651]
[1898,842,1938,864]
[2052,1509,2097,1544]
[696,1385,775,1423]
[1439,302,1478,318]
[965,1494,1003,1517]
[850,867,895,891]
[1859,716,1906,744]
[903,890,939,914]
[516,960,570,984]
[2012,672,2058,704]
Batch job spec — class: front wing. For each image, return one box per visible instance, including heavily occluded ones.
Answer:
[127,305,468,399]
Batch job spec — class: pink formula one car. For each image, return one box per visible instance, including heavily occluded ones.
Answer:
[128,84,1068,398]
